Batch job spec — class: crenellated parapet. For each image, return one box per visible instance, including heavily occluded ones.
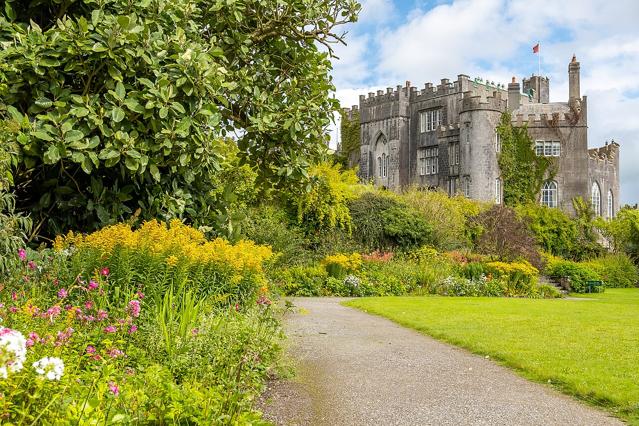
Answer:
[588,141,620,163]
[437,122,461,138]
[460,90,507,113]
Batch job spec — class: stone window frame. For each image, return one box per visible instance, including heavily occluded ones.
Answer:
[495,177,502,205]
[419,109,442,133]
[463,176,471,198]
[448,142,460,166]
[418,147,439,176]
[495,131,501,153]
[534,140,561,157]
[591,181,601,216]
[541,180,558,208]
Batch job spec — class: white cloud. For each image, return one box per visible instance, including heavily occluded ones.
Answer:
[329,0,639,204]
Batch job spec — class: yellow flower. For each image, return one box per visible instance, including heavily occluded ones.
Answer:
[166,255,178,267]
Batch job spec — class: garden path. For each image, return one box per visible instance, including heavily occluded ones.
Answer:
[259,297,621,426]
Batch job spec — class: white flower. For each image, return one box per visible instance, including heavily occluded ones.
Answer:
[0,327,27,377]
[344,275,360,287]
[32,357,64,381]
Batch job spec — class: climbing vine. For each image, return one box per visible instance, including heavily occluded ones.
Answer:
[337,109,360,167]
[497,112,557,206]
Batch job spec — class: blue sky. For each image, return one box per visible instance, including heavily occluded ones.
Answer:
[329,0,639,205]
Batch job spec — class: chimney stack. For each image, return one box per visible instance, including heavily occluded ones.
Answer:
[508,76,521,112]
[569,54,580,103]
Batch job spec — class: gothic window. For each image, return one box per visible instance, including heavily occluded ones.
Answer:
[495,178,502,204]
[418,150,426,176]
[535,141,561,157]
[591,182,601,216]
[448,177,459,196]
[495,132,501,153]
[419,109,442,133]
[378,156,382,177]
[463,177,471,198]
[384,155,389,177]
[418,147,438,176]
[541,180,558,208]
[607,190,614,218]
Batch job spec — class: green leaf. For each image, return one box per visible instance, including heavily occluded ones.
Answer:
[64,130,84,143]
[99,149,120,160]
[125,157,139,171]
[124,98,144,113]
[35,98,53,108]
[159,107,168,119]
[91,10,101,27]
[149,164,160,182]
[43,145,61,164]
[70,107,90,117]
[108,66,123,82]
[81,157,93,174]
[71,151,85,164]
[115,82,126,100]
[112,107,125,123]
[32,131,53,141]
[92,43,108,52]
[4,2,16,21]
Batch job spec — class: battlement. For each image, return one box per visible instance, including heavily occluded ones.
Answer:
[342,105,359,120]
[460,90,507,112]
[588,141,619,162]
[359,82,411,106]
[511,109,583,128]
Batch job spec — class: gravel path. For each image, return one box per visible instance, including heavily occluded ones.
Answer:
[259,297,621,426]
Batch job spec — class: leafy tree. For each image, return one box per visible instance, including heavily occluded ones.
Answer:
[571,196,604,260]
[0,0,360,238]
[596,207,639,262]
[497,112,556,206]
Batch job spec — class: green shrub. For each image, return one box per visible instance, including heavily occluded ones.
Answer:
[545,258,600,293]
[516,203,580,259]
[349,192,431,250]
[536,283,562,298]
[586,254,639,288]
[269,265,328,296]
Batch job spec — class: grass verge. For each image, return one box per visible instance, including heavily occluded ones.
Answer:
[345,289,639,424]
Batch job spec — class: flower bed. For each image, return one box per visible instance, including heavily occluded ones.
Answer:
[0,221,280,423]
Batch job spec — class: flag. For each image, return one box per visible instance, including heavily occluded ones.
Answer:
[532,43,540,54]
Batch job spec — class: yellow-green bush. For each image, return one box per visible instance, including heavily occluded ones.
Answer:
[321,252,362,278]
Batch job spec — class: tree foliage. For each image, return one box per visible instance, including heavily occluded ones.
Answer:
[0,0,360,238]
[596,207,639,262]
[515,203,580,259]
[497,112,556,206]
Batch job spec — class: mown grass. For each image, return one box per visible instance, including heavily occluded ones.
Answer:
[345,289,639,424]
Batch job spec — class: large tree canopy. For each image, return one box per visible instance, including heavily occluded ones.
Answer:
[0,0,359,238]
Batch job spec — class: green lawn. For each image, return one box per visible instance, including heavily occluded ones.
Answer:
[345,289,639,423]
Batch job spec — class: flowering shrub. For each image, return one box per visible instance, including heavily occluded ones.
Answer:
[54,220,272,305]
[362,251,394,262]
[321,252,362,278]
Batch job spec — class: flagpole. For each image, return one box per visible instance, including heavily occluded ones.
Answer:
[538,41,541,76]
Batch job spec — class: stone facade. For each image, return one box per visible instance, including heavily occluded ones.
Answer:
[346,56,621,218]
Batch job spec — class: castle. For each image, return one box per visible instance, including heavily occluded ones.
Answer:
[343,56,620,217]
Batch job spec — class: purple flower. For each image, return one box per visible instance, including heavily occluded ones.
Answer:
[26,338,35,348]
[104,325,117,333]
[136,291,145,299]
[100,267,110,276]
[88,280,99,291]
[27,261,36,270]
[108,381,120,396]
[128,300,140,318]
[84,301,93,310]
[18,248,26,261]
[57,288,68,299]
[86,345,96,354]
[128,325,138,334]
[107,348,125,358]
[97,310,108,321]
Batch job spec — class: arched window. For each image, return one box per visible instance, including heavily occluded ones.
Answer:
[591,182,601,216]
[384,156,389,177]
[378,156,382,177]
[495,178,502,204]
[608,190,614,218]
[541,180,558,208]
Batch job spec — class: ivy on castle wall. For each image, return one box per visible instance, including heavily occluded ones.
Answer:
[337,109,360,168]
[497,112,557,206]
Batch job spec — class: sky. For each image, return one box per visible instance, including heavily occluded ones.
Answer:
[328,0,639,205]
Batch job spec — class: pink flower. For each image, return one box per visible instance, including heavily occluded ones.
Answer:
[100,267,110,276]
[88,280,99,291]
[97,310,108,321]
[136,291,145,299]
[86,345,96,354]
[57,288,68,299]
[84,301,94,310]
[128,300,140,318]
[9,306,18,313]
[27,261,36,270]
[108,381,120,396]
[29,332,40,342]
[55,327,74,346]
[104,325,117,333]
[191,328,199,336]
[44,305,61,320]
[11,292,17,301]
[18,248,26,261]
[128,325,138,334]
[107,348,125,358]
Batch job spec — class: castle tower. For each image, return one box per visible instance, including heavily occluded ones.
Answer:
[508,77,521,112]
[522,75,549,103]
